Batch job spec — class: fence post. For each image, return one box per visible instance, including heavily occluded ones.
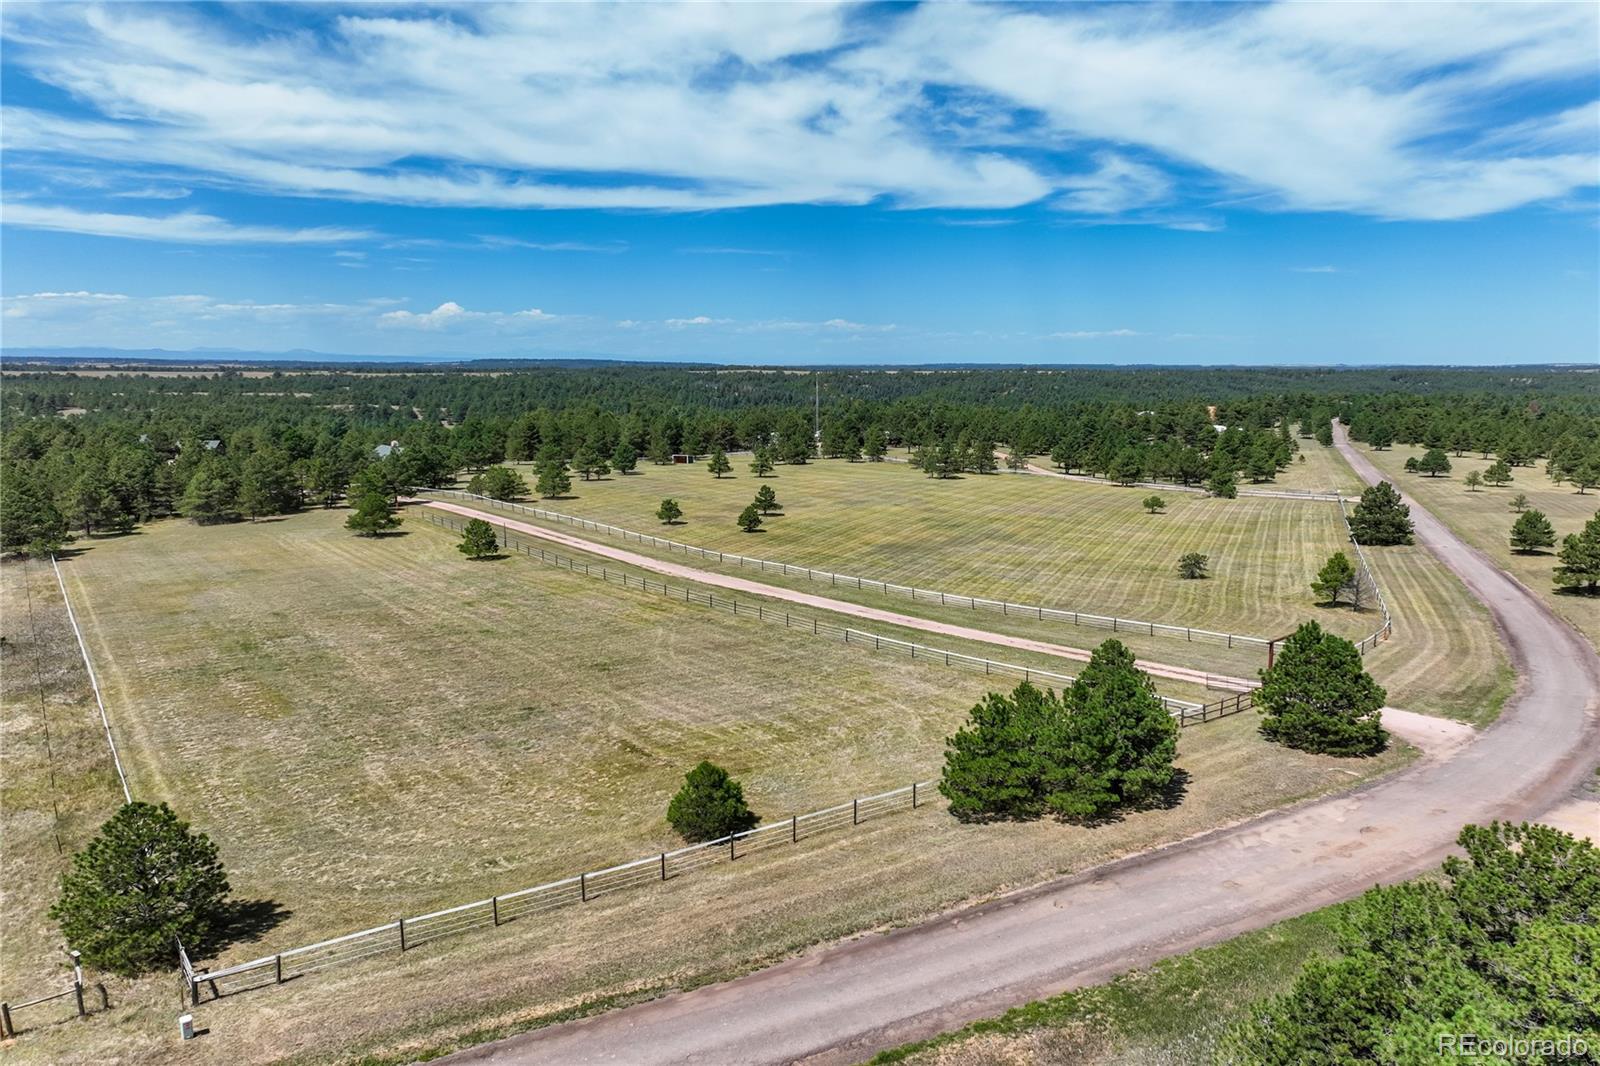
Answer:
[580,873,587,902]
[1,1003,12,1039]
[912,781,918,809]
[660,853,667,881]
[853,798,859,825]
[792,815,798,842]
[491,897,500,927]
[729,834,737,860]
[275,954,284,983]
[398,917,407,952]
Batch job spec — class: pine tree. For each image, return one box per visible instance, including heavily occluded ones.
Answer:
[708,446,732,478]
[535,461,572,499]
[1417,448,1452,477]
[181,465,240,525]
[1208,470,1238,499]
[1483,459,1513,487]
[1177,552,1209,579]
[1311,551,1363,608]
[748,447,774,477]
[1257,621,1387,756]
[753,484,780,514]
[666,762,759,842]
[1464,470,1483,492]
[1509,510,1555,554]
[610,441,638,475]
[737,503,763,532]
[50,802,230,976]
[1554,512,1600,593]
[458,518,500,559]
[467,466,529,501]
[939,682,1054,822]
[656,498,683,525]
[1348,482,1414,545]
[1508,492,1528,512]
[1045,640,1179,822]
[345,490,401,536]
[1142,494,1166,514]
[863,426,887,462]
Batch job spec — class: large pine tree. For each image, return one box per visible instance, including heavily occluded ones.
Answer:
[1257,621,1387,755]
[1348,481,1414,545]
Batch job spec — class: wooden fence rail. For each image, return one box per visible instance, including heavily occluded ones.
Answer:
[422,511,1237,714]
[422,490,1276,654]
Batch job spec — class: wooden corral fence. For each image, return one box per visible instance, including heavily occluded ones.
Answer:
[0,951,107,1038]
[422,511,1257,714]
[181,780,937,1004]
[423,490,1277,656]
[1336,497,1395,654]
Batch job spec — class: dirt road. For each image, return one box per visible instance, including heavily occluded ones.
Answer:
[440,432,1600,1065]
[420,498,1257,690]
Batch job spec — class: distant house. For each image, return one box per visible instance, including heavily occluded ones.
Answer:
[374,440,403,459]
[670,453,700,464]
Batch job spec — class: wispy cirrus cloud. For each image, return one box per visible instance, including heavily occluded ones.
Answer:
[2,203,374,243]
[1,3,1592,220]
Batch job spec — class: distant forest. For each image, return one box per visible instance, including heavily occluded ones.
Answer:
[3,363,1598,552]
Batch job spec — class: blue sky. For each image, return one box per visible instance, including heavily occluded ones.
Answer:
[2,2,1597,365]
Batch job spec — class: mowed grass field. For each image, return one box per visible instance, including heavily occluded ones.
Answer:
[1360,444,1600,650]
[0,559,127,999]
[492,457,1364,643]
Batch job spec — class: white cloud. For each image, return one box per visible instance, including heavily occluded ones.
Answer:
[378,300,558,330]
[1290,265,1342,274]
[664,315,732,328]
[1048,329,1144,339]
[2,3,1591,219]
[1,203,374,244]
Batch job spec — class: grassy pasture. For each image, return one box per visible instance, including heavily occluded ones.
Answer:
[1359,444,1600,650]
[492,456,1362,643]
[0,559,127,1000]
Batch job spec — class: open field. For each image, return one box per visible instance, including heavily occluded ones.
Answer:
[6,506,1419,1063]
[1359,443,1600,650]
[0,559,127,1004]
[493,457,1361,642]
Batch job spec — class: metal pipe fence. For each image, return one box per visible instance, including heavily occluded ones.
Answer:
[1336,497,1395,654]
[422,489,1275,653]
[182,779,936,1004]
[423,511,1230,715]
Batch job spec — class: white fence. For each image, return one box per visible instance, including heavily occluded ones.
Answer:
[423,489,1275,654]
[423,511,1231,713]
[183,780,935,1003]
[1337,497,1395,654]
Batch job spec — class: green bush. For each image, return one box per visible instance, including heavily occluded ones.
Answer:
[1257,622,1386,756]
[666,762,759,842]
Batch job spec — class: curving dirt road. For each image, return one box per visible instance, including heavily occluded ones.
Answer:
[420,498,1258,690]
[441,431,1600,1066]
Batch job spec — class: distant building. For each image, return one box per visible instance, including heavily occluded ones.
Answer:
[374,440,403,459]
[670,453,700,464]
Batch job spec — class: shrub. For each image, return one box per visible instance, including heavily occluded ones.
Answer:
[656,498,683,525]
[666,762,759,842]
[50,803,231,976]
[345,490,401,536]
[467,466,528,501]
[1509,510,1555,554]
[737,503,763,532]
[1177,552,1210,579]
[1142,494,1166,514]
[458,517,499,558]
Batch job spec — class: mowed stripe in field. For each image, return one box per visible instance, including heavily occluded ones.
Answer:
[484,459,1360,642]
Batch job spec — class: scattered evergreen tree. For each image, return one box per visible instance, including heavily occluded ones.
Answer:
[0,472,69,555]
[1311,551,1363,608]
[535,461,571,499]
[1509,491,1528,511]
[50,802,230,976]
[1005,450,1029,471]
[610,441,638,475]
[1483,459,1513,487]
[1045,640,1179,822]
[863,426,888,462]
[707,446,732,479]
[572,444,607,481]
[1348,481,1413,545]
[1246,441,1277,483]
[656,498,683,525]
[1109,448,1143,486]
[1257,621,1386,756]
[1416,447,1451,477]
[753,484,780,514]
[666,761,759,842]
[1554,512,1600,593]
[1509,510,1556,554]
[1464,469,1483,491]
[467,466,529,501]
[458,518,500,559]
[737,503,763,532]
[1313,422,1334,447]
[1208,470,1238,498]
[345,490,402,536]
[749,447,775,477]
[940,682,1056,822]
[1219,822,1597,1066]
[1177,552,1210,579]
[1142,494,1166,514]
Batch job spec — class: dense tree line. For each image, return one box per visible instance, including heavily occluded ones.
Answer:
[3,364,1596,554]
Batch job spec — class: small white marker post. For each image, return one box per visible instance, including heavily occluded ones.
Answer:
[179,1013,196,1040]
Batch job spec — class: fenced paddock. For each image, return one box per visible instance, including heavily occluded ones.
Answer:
[422,510,1247,709]
[424,489,1277,654]
[181,780,939,1004]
